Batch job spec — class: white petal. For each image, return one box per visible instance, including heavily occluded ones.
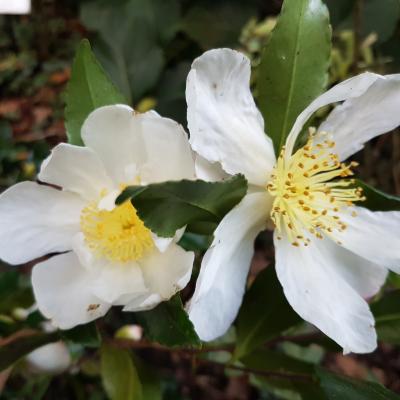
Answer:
[38,143,114,200]
[335,206,400,273]
[81,105,144,183]
[321,237,387,298]
[187,191,271,341]
[134,111,196,184]
[151,227,185,252]
[32,252,110,329]
[122,293,163,312]
[26,342,71,374]
[285,72,381,156]
[82,105,195,185]
[194,154,229,182]
[71,233,149,304]
[274,233,377,354]
[0,182,84,265]
[139,243,194,300]
[186,48,275,186]
[318,74,400,160]
[89,262,148,305]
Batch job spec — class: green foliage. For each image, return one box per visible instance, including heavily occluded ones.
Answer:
[136,295,201,348]
[329,0,400,44]
[234,267,301,360]
[317,368,400,399]
[0,332,60,372]
[257,0,331,153]
[80,0,180,104]
[372,290,400,345]
[117,175,247,238]
[242,348,325,399]
[181,1,257,50]
[101,344,142,400]
[357,180,400,212]
[65,39,126,146]
[0,271,33,314]
[61,323,101,348]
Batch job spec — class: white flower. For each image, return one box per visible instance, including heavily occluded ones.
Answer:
[26,342,71,374]
[186,48,400,354]
[0,105,195,329]
[0,0,30,14]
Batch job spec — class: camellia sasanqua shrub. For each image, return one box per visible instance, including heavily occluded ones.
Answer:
[2,0,400,399]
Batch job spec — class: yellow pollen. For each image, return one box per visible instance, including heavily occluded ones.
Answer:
[267,132,365,247]
[80,194,154,262]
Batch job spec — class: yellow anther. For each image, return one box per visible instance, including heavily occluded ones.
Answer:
[267,131,364,247]
[81,194,154,263]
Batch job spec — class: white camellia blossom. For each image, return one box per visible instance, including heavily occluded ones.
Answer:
[0,105,195,329]
[186,48,400,354]
[0,0,31,14]
[26,342,71,374]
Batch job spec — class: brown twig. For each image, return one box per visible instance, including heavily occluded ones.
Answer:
[107,338,234,354]
[196,359,314,382]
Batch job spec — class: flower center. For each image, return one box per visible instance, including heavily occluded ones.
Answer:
[267,131,365,247]
[80,193,154,262]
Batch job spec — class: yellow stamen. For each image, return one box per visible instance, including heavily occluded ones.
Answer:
[267,133,364,247]
[80,193,153,262]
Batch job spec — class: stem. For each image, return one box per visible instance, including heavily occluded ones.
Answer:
[197,359,313,382]
[107,338,234,354]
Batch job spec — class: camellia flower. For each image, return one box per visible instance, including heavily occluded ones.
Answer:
[186,48,400,353]
[0,105,195,329]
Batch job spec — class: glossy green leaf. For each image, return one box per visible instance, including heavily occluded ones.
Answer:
[234,266,301,360]
[0,332,60,372]
[133,356,162,400]
[337,0,400,44]
[244,349,325,399]
[357,180,400,212]
[371,290,400,345]
[0,271,33,313]
[117,175,247,238]
[65,39,126,146]
[80,0,180,103]
[136,295,201,348]
[61,322,101,348]
[257,0,331,153]
[317,368,400,399]
[241,349,315,376]
[324,0,355,27]
[181,1,257,50]
[101,344,142,400]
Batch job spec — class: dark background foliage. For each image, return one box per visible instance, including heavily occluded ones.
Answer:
[1,0,400,399]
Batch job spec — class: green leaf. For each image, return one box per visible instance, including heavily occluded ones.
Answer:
[0,271,34,314]
[133,356,162,400]
[241,349,315,376]
[0,332,60,372]
[337,0,400,44]
[65,39,126,146]
[136,295,201,348]
[101,344,142,400]
[357,180,400,212]
[243,349,324,399]
[117,175,247,238]
[234,266,301,360]
[371,290,400,344]
[181,1,257,50]
[80,0,180,103]
[324,0,355,27]
[317,368,400,399]
[257,0,331,153]
[61,322,101,348]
